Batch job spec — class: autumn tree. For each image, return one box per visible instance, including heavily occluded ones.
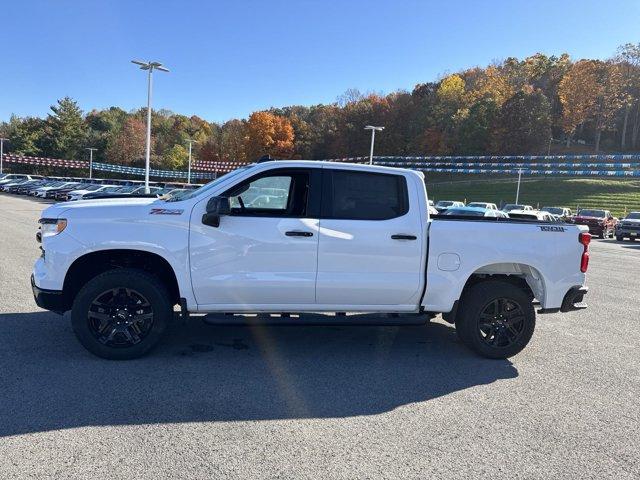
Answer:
[591,61,625,152]
[244,111,294,160]
[558,60,599,147]
[221,119,247,162]
[106,117,147,166]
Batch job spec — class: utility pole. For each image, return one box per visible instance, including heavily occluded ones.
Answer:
[515,169,523,204]
[364,125,384,165]
[85,147,97,179]
[185,139,197,184]
[0,138,7,174]
[131,60,169,193]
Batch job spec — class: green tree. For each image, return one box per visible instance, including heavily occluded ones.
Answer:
[457,98,498,154]
[2,116,46,156]
[493,89,551,154]
[43,97,87,159]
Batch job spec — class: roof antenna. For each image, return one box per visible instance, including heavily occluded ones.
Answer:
[257,154,272,163]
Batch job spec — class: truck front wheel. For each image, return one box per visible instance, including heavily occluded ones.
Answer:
[456,280,535,359]
[71,268,172,360]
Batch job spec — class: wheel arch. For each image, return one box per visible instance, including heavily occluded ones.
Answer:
[442,262,545,324]
[63,249,181,309]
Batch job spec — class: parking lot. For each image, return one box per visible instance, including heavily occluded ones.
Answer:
[0,193,639,479]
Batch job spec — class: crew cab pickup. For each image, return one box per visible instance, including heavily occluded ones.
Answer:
[573,209,617,239]
[32,161,591,360]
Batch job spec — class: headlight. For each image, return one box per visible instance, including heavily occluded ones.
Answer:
[38,218,67,238]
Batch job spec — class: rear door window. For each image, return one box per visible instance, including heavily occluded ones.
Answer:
[321,170,409,220]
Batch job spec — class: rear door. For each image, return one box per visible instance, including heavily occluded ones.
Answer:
[316,168,425,308]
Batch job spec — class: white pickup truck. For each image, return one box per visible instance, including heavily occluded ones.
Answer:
[32,161,591,360]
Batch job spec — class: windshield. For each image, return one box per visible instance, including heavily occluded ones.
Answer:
[83,184,103,191]
[166,165,254,202]
[467,203,488,208]
[115,185,138,193]
[625,212,640,219]
[578,209,605,218]
[509,212,537,220]
[543,207,564,215]
[436,201,454,207]
[503,204,524,211]
[444,209,484,216]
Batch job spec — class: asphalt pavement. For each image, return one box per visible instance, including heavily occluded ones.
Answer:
[0,193,638,479]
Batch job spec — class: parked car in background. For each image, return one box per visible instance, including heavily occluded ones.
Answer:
[502,203,534,213]
[572,209,618,238]
[67,184,119,201]
[35,182,80,198]
[0,174,35,186]
[467,202,498,210]
[81,185,163,200]
[542,207,573,221]
[507,210,555,222]
[434,200,465,213]
[0,178,39,191]
[4,179,44,193]
[615,211,640,241]
[443,206,508,218]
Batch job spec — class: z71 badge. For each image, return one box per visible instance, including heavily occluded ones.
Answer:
[539,225,565,232]
[149,208,184,215]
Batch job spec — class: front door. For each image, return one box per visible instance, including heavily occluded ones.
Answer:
[189,168,321,309]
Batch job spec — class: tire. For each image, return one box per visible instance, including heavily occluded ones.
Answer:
[616,234,624,241]
[597,230,605,239]
[455,280,535,359]
[71,268,173,360]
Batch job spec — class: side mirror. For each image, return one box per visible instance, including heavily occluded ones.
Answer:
[202,196,230,227]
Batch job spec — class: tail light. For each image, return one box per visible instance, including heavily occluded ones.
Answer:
[579,232,591,273]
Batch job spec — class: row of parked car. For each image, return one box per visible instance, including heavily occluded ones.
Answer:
[0,173,197,202]
[430,199,640,241]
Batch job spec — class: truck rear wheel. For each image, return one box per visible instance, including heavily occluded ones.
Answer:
[71,268,172,360]
[456,280,535,359]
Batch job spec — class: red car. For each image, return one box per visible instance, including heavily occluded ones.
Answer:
[572,209,618,239]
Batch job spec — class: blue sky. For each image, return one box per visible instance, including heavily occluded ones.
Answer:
[1,0,639,123]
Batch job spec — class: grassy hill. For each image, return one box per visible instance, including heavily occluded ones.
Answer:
[426,175,640,217]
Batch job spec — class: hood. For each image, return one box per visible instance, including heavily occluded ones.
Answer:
[41,197,164,220]
[621,218,640,224]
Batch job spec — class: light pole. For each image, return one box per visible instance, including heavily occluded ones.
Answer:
[132,60,169,193]
[85,147,97,179]
[185,139,197,184]
[364,125,384,165]
[515,168,523,204]
[0,138,7,174]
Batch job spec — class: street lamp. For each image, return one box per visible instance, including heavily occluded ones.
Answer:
[364,125,384,165]
[85,147,97,179]
[0,137,7,174]
[185,139,197,184]
[515,168,523,204]
[131,60,170,193]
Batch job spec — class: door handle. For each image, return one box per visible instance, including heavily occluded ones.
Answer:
[391,234,417,240]
[285,231,314,237]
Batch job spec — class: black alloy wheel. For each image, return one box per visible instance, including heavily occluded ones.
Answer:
[87,287,155,347]
[477,298,526,348]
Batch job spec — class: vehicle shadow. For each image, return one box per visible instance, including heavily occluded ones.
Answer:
[0,311,518,437]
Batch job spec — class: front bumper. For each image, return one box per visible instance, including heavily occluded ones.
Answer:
[616,225,640,236]
[31,274,67,314]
